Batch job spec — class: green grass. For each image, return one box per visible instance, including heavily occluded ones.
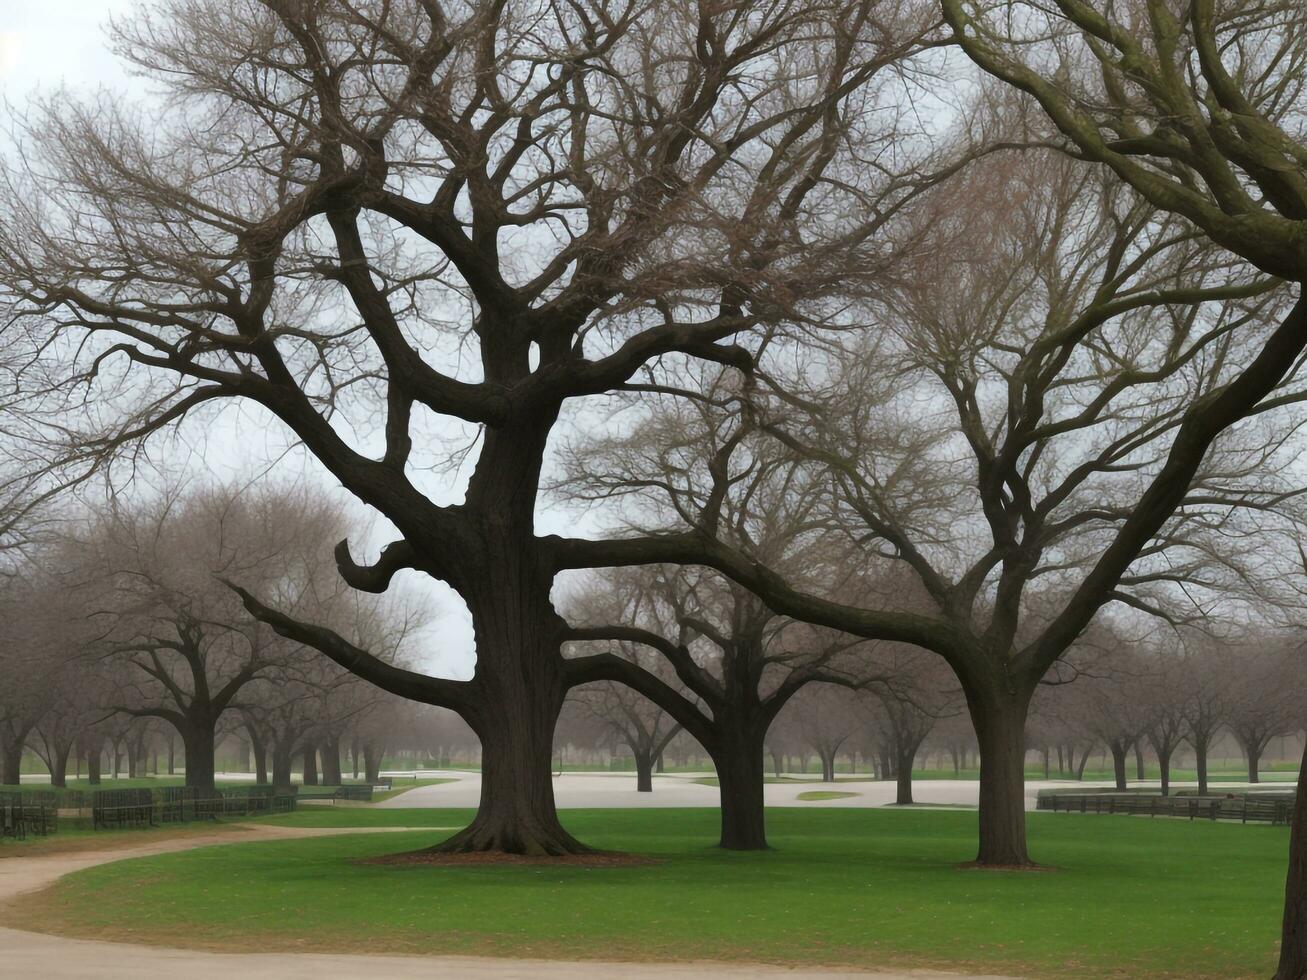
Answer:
[8,807,1291,979]
[369,778,455,803]
[795,790,859,801]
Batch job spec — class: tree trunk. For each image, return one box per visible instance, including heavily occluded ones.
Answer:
[1274,740,1307,980]
[967,684,1035,867]
[770,748,783,779]
[1159,749,1172,797]
[713,727,768,850]
[1248,742,1262,784]
[245,724,268,785]
[0,743,22,786]
[167,735,175,775]
[127,740,139,779]
[655,751,665,774]
[1110,741,1128,791]
[896,746,915,805]
[1134,741,1146,781]
[86,744,101,785]
[272,743,294,788]
[301,746,318,785]
[363,742,383,783]
[1196,739,1209,796]
[435,687,583,855]
[321,735,343,785]
[634,747,654,793]
[820,750,836,782]
[182,723,217,791]
[50,742,72,788]
[351,739,360,778]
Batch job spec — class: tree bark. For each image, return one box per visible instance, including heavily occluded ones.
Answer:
[1110,741,1129,791]
[1274,740,1307,980]
[50,742,71,788]
[713,726,768,850]
[896,747,915,805]
[634,747,654,792]
[167,735,175,775]
[246,725,268,785]
[1195,740,1209,796]
[363,742,383,783]
[302,746,319,785]
[1158,749,1173,797]
[321,735,343,785]
[967,684,1035,867]
[1247,742,1262,784]
[182,724,217,791]
[435,685,583,855]
[1134,741,1146,781]
[272,742,294,788]
[0,743,22,786]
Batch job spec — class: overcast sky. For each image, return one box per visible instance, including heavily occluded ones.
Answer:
[0,1,507,679]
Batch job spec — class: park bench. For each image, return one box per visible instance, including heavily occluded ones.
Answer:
[1038,791,1294,825]
[91,788,155,830]
[333,784,375,802]
[0,791,57,839]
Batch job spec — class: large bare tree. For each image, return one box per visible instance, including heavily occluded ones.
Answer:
[0,0,951,854]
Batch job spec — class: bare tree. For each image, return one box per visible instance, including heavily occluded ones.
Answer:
[933,1,1307,957]
[0,0,953,855]
[64,483,353,789]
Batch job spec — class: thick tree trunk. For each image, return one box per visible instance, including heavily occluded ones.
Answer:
[713,727,768,851]
[436,687,583,855]
[246,726,268,785]
[1248,742,1262,784]
[351,739,360,779]
[302,746,319,785]
[0,744,22,786]
[1110,741,1128,791]
[634,747,654,793]
[820,750,836,782]
[321,735,343,785]
[272,743,294,788]
[167,735,175,775]
[429,520,590,856]
[86,744,101,785]
[770,748,783,779]
[182,724,217,791]
[50,742,71,788]
[896,747,915,805]
[1274,740,1307,980]
[655,751,665,774]
[1159,750,1172,797]
[1196,740,1209,796]
[1134,741,1146,781]
[127,740,139,779]
[968,684,1035,867]
[363,742,383,783]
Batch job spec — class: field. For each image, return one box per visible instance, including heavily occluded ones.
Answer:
[5,806,1291,979]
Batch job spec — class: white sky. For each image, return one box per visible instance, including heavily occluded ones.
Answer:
[0,1,498,679]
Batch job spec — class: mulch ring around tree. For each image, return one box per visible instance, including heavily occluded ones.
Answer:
[356,849,662,868]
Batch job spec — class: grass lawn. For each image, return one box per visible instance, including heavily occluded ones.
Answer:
[369,778,455,804]
[796,790,860,801]
[5,807,1291,979]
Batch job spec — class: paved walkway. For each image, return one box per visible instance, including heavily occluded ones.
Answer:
[377,769,1280,810]
[0,824,1016,979]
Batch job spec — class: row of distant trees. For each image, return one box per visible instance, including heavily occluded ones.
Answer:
[0,484,431,791]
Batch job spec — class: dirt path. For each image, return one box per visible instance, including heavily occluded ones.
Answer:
[0,824,1018,979]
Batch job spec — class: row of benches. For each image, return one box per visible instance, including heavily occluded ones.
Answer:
[1037,792,1295,825]
[91,786,301,830]
[0,791,58,839]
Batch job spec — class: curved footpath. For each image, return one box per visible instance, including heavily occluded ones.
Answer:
[0,823,1017,980]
